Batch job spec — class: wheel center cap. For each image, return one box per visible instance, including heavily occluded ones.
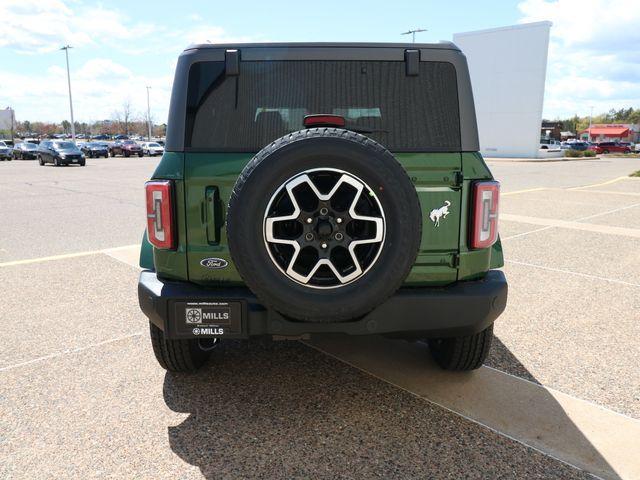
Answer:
[316,220,333,238]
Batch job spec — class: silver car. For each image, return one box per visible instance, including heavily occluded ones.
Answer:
[0,140,13,161]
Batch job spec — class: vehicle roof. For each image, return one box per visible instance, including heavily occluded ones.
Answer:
[185,41,460,51]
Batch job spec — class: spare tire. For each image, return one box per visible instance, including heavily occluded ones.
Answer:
[227,128,421,322]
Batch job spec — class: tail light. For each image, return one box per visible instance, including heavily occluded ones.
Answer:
[145,180,175,249]
[470,181,500,249]
[303,114,346,128]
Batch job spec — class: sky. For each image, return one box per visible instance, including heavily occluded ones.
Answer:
[0,0,638,125]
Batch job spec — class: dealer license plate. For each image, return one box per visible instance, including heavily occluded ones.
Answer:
[174,301,242,337]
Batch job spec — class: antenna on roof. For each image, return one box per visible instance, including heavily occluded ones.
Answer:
[401,28,427,43]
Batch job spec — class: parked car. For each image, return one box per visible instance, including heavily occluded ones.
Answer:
[80,142,109,158]
[37,140,85,166]
[565,141,589,151]
[13,142,38,159]
[92,134,111,140]
[0,141,13,160]
[139,42,507,374]
[540,139,561,150]
[109,140,143,157]
[114,134,129,140]
[589,142,632,154]
[140,141,164,156]
[634,143,640,152]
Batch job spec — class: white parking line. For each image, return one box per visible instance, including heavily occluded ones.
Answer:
[506,259,640,288]
[0,331,143,372]
[576,202,640,221]
[501,187,547,196]
[572,189,640,197]
[568,176,639,191]
[501,213,640,238]
[306,335,640,480]
[0,244,140,268]
[502,225,554,241]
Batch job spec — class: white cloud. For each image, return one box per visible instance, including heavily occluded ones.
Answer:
[0,0,264,122]
[0,0,262,56]
[0,58,173,123]
[0,0,158,54]
[518,0,640,118]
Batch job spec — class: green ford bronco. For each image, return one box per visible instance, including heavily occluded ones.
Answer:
[138,42,507,373]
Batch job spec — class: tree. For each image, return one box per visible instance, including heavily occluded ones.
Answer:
[61,120,70,133]
[122,99,132,135]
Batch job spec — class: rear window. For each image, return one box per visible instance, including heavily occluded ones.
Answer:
[186,60,460,152]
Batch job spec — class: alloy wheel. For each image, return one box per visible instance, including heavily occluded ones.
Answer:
[263,168,385,289]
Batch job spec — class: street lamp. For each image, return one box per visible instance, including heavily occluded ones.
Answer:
[145,86,152,140]
[401,28,427,43]
[60,45,76,141]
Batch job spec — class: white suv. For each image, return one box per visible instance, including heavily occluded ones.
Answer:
[140,142,164,156]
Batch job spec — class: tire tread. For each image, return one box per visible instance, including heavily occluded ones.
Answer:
[149,322,209,372]
[428,324,493,371]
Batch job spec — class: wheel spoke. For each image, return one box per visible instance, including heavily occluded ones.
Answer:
[264,176,303,242]
[264,169,385,288]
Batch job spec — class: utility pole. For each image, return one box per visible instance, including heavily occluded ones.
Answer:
[10,108,14,141]
[588,105,594,142]
[146,86,152,140]
[60,45,76,141]
[401,28,427,43]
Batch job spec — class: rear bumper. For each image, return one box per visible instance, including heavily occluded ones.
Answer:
[138,270,507,339]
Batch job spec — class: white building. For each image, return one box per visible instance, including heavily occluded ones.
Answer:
[0,107,15,135]
[453,22,552,158]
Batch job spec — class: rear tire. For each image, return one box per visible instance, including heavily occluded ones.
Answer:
[427,324,494,371]
[38,156,44,166]
[149,322,215,372]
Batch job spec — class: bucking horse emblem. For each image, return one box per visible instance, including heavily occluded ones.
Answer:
[429,200,451,227]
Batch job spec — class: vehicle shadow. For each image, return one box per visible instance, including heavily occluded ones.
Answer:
[163,336,619,479]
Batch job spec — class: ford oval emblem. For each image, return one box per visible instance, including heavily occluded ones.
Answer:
[200,257,228,269]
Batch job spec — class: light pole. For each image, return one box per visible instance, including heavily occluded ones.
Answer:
[146,86,152,140]
[401,28,427,43]
[60,45,76,141]
[588,105,594,142]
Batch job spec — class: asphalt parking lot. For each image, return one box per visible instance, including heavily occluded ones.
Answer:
[1,155,639,479]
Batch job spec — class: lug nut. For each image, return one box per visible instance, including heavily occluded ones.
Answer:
[305,233,314,241]
[319,207,329,215]
[334,233,343,241]
[306,217,313,224]
[336,218,342,224]
[321,242,328,249]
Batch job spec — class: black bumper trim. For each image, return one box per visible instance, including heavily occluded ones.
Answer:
[138,270,507,339]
